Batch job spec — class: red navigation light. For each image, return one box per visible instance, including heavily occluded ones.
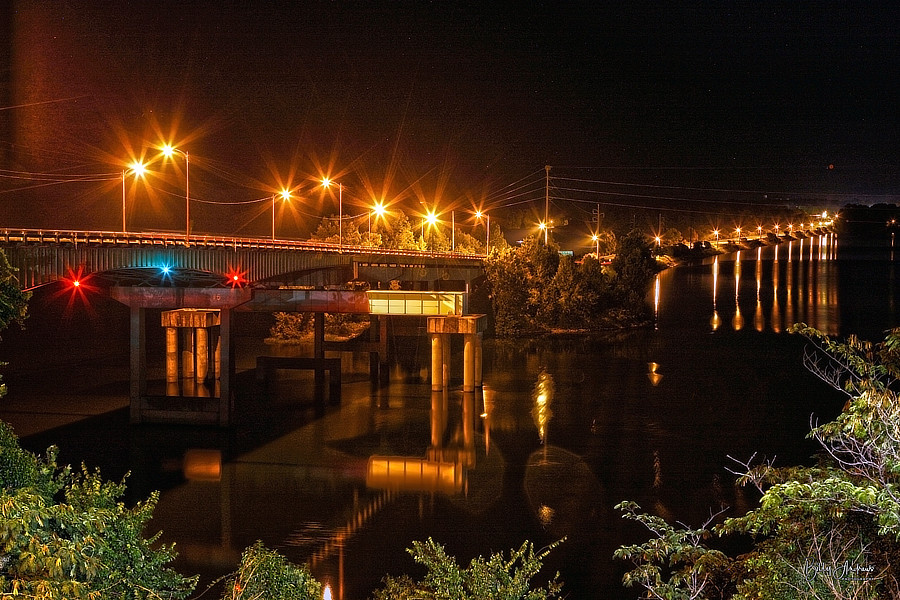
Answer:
[51,266,100,317]
[224,266,248,287]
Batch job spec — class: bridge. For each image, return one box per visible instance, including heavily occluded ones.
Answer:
[0,228,485,290]
[2,228,488,427]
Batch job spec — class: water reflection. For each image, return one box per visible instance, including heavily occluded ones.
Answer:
[710,256,721,331]
[683,235,841,335]
[732,251,743,330]
[531,369,555,445]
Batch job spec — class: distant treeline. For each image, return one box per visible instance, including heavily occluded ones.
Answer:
[837,203,900,237]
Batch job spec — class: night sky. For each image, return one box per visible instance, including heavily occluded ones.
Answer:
[1,1,898,235]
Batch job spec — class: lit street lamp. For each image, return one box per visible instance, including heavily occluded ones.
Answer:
[475,210,490,253]
[425,209,438,254]
[272,189,291,240]
[592,233,599,256]
[122,161,146,233]
[321,178,343,251]
[713,229,719,248]
[161,145,189,244]
[371,201,387,238]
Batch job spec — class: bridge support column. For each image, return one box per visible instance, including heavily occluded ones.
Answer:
[161,309,221,388]
[129,306,147,424]
[430,333,444,391]
[314,312,325,390]
[166,328,178,383]
[218,308,233,427]
[463,333,476,392]
[427,315,486,392]
[196,327,209,383]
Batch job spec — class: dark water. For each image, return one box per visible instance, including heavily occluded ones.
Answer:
[2,232,897,599]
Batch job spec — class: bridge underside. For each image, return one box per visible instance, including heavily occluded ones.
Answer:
[1,239,484,290]
[109,281,478,426]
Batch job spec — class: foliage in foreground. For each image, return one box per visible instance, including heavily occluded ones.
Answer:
[0,421,196,599]
[372,538,564,600]
[223,541,321,600]
[0,417,561,600]
[615,325,900,599]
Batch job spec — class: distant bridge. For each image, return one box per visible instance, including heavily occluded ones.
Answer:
[0,228,485,290]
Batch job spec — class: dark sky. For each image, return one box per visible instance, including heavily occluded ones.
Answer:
[2,1,898,234]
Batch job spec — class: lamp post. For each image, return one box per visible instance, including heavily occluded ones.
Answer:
[592,233,599,256]
[475,210,490,254]
[371,201,387,241]
[122,161,146,233]
[272,189,291,240]
[161,145,189,244]
[425,209,438,254]
[321,178,342,251]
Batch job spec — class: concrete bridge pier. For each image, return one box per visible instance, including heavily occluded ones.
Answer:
[162,309,221,385]
[427,315,487,392]
[111,286,248,426]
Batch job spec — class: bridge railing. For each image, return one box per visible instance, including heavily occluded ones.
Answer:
[0,228,486,260]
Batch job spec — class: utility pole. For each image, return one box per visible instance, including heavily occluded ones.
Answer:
[544,165,551,244]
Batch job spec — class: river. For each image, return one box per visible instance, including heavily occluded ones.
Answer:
[1,231,897,599]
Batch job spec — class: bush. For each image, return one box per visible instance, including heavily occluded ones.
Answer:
[223,541,321,600]
[372,538,564,600]
[614,325,900,599]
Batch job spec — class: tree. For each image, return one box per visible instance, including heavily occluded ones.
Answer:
[610,229,657,307]
[372,538,564,600]
[484,245,532,336]
[0,422,197,599]
[380,212,422,250]
[0,251,28,336]
[614,325,900,599]
[223,541,321,600]
[0,249,28,401]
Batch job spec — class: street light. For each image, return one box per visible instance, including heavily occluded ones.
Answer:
[370,201,387,239]
[122,161,146,233]
[591,233,599,256]
[425,209,438,254]
[713,229,719,248]
[272,189,291,240]
[161,145,189,244]
[321,178,342,251]
[475,210,490,254]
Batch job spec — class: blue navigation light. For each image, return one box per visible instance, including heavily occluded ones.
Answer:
[160,265,171,275]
